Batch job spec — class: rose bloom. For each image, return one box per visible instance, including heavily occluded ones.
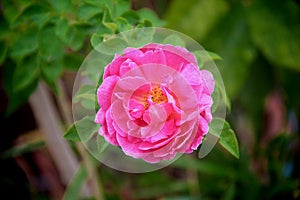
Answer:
[95,43,214,163]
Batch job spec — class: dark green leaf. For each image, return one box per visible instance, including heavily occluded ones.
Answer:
[209,118,239,158]
[121,10,140,24]
[48,0,71,12]
[64,116,99,142]
[13,55,39,91]
[10,27,38,59]
[142,19,153,27]
[0,41,7,64]
[63,53,84,71]
[3,60,38,115]
[40,59,63,93]
[38,25,64,61]
[62,164,88,200]
[1,139,45,159]
[55,17,69,43]
[11,3,49,28]
[77,4,102,20]
[137,8,165,27]
[65,25,86,51]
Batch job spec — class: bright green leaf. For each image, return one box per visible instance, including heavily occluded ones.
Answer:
[209,118,239,158]
[64,115,99,143]
[102,6,117,32]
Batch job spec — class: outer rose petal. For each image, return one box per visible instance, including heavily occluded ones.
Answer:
[200,70,215,95]
[97,75,119,111]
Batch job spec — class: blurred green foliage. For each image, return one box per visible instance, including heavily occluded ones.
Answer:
[165,0,300,199]
[1,0,300,199]
[0,0,162,114]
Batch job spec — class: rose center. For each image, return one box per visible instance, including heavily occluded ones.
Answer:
[150,86,168,105]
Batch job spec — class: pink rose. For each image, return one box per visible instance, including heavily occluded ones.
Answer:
[95,43,214,163]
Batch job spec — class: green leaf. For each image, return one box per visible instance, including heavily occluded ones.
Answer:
[64,115,99,142]
[90,33,103,49]
[247,1,300,71]
[48,0,71,12]
[40,59,63,93]
[73,84,97,110]
[11,3,49,28]
[38,24,64,62]
[10,27,38,59]
[102,6,117,32]
[137,8,165,27]
[97,134,109,154]
[4,60,38,115]
[65,24,86,51]
[125,28,154,48]
[121,10,140,24]
[63,164,88,200]
[163,34,186,47]
[13,55,40,91]
[209,118,239,158]
[64,124,81,142]
[55,17,69,43]
[63,53,84,71]
[95,37,127,55]
[115,17,132,32]
[0,41,7,64]
[73,86,95,103]
[77,4,102,20]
